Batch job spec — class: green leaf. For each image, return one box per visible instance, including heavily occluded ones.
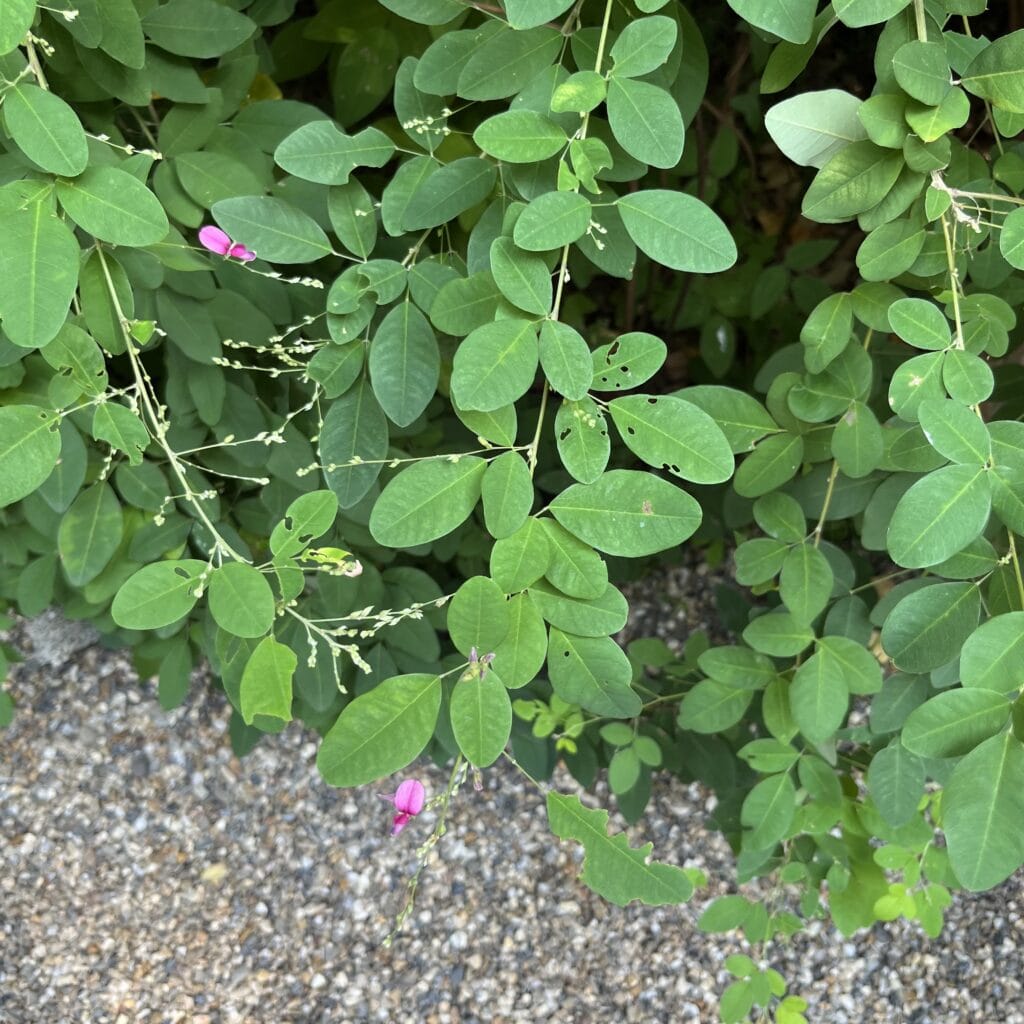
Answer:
[547,629,641,717]
[606,78,684,169]
[450,319,539,412]
[504,0,574,28]
[734,432,804,498]
[734,538,786,586]
[800,292,853,373]
[0,202,79,348]
[557,395,610,483]
[270,490,338,559]
[868,741,924,828]
[609,394,734,485]
[491,519,550,592]
[539,320,592,400]
[111,560,208,629]
[801,141,903,223]
[857,220,925,281]
[239,636,295,725]
[369,457,486,547]
[765,89,866,168]
[473,110,567,163]
[833,0,909,26]
[831,402,883,478]
[698,646,777,690]
[542,520,607,598]
[790,650,849,743]
[888,351,945,422]
[328,179,378,259]
[529,579,627,636]
[457,24,561,101]
[317,673,441,786]
[591,332,667,392]
[4,84,88,176]
[513,191,591,251]
[402,157,496,230]
[551,70,607,113]
[698,894,753,932]
[208,562,276,639]
[902,689,1010,758]
[918,399,990,465]
[779,543,833,625]
[817,635,882,695]
[491,593,548,688]
[490,237,553,315]
[880,581,981,673]
[430,272,502,336]
[738,0,820,42]
[368,300,439,427]
[1000,207,1024,270]
[888,297,951,350]
[319,379,388,509]
[738,738,800,773]
[617,190,736,273]
[944,733,1024,891]
[549,469,701,557]
[676,386,776,453]
[741,773,797,849]
[963,30,1024,114]
[960,613,1024,696]
[893,41,951,106]
[609,15,677,78]
[678,679,753,732]
[142,0,255,57]
[451,675,512,767]
[306,342,364,399]
[211,196,331,263]
[274,122,395,185]
[58,483,122,587]
[0,403,61,507]
[481,451,534,539]
[0,0,35,55]
[448,575,509,654]
[887,464,991,568]
[91,403,149,465]
[547,792,693,906]
[743,611,814,658]
[56,167,169,246]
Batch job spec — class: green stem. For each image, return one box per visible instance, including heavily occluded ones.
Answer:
[812,462,840,548]
[912,0,928,42]
[23,37,49,90]
[1008,532,1024,609]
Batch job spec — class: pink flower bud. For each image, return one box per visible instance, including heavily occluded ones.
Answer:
[379,778,426,836]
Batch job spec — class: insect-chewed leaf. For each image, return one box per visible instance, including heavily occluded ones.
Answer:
[547,792,693,906]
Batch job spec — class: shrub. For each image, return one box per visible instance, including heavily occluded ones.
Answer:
[1,0,1023,1017]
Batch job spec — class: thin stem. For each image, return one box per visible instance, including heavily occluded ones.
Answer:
[1008,532,1024,609]
[912,0,928,42]
[23,37,49,90]
[812,462,840,548]
[94,245,246,563]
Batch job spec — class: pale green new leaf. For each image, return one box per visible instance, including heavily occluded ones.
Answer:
[239,636,296,725]
[765,90,866,168]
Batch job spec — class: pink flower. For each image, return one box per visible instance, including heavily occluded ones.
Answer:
[380,778,426,836]
[199,225,256,263]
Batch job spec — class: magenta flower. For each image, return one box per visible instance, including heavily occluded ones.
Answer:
[198,225,256,262]
[380,779,426,836]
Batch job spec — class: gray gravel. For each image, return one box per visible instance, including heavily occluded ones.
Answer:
[2,588,1024,1024]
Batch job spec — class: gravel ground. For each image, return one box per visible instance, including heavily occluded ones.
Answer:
[2,583,1024,1024]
